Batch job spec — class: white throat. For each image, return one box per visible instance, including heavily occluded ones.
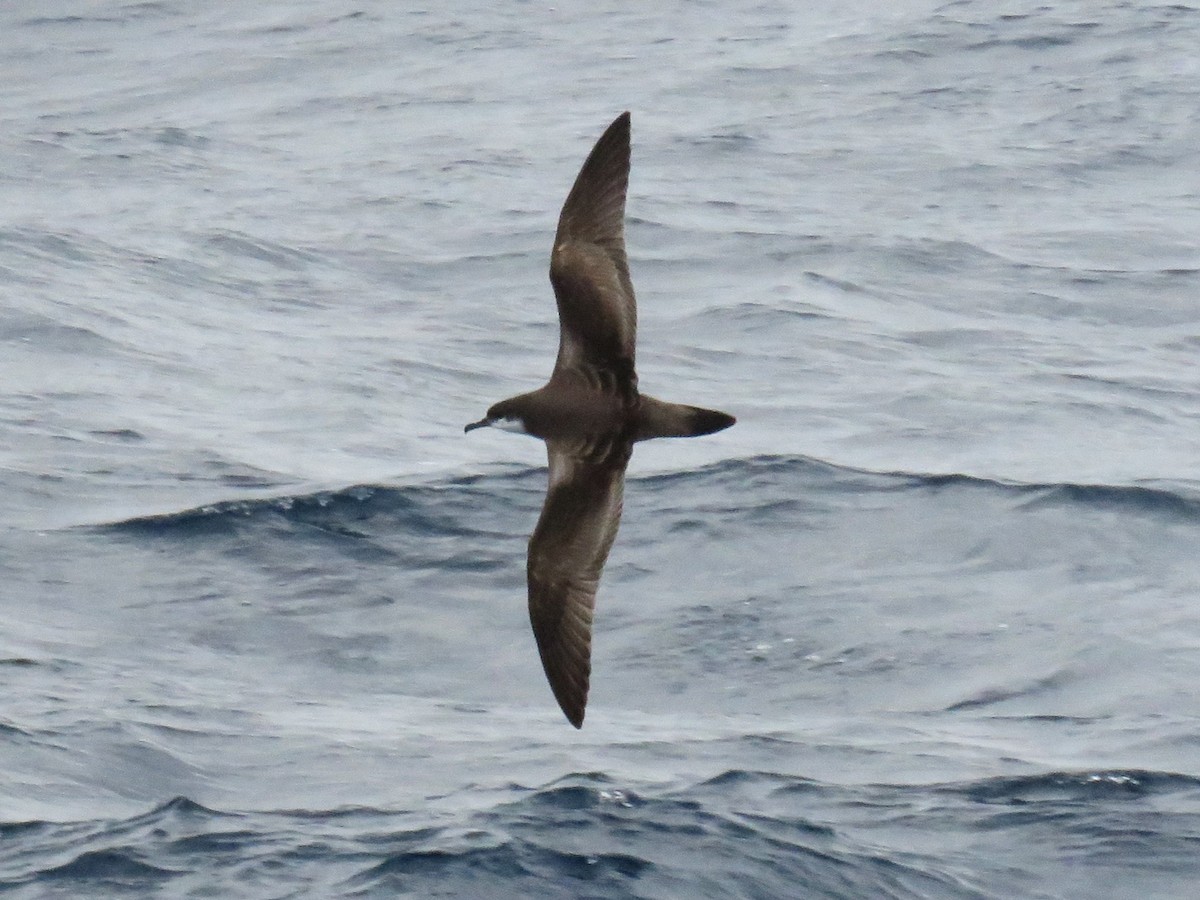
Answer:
[493,416,530,435]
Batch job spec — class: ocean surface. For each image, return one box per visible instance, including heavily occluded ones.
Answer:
[3,1,1200,897]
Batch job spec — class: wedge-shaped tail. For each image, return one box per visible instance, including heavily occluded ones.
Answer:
[636,395,736,441]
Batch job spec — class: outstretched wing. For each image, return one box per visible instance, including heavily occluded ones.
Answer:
[549,111,638,398]
[527,438,630,727]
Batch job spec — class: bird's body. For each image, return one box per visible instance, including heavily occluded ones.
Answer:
[466,112,734,727]
[478,375,732,445]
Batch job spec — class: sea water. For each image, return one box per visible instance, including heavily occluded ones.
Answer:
[3,2,1200,897]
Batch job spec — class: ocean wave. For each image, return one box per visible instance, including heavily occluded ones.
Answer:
[0,778,965,899]
[641,455,1200,522]
[92,455,1200,543]
[35,849,179,883]
[97,470,536,538]
[8,767,1195,898]
[948,769,1200,805]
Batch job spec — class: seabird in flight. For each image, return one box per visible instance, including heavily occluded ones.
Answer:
[466,111,735,727]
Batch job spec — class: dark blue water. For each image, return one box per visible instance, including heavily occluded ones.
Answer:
[4,1,1200,897]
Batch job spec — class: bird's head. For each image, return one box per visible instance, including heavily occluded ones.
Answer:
[464,399,529,435]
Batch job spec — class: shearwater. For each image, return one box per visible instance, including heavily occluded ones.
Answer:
[466,111,735,728]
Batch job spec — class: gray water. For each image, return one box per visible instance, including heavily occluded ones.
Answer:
[3,1,1200,897]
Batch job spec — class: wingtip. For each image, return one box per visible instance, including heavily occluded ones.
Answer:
[597,111,631,149]
[556,690,588,728]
